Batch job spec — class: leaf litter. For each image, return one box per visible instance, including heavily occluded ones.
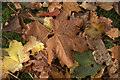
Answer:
[1,2,120,79]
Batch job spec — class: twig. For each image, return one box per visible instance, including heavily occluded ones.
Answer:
[8,72,21,80]
[7,3,16,13]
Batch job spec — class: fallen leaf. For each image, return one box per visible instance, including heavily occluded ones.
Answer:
[97,2,113,11]
[24,51,49,79]
[86,37,113,66]
[114,2,120,15]
[23,36,44,54]
[46,11,88,68]
[80,2,97,11]
[25,2,42,9]
[2,40,29,74]
[63,2,82,15]
[94,66,105,78]
[23,21,50,43]
[48,2,62,12]
[106,28,120,40]
[71,50,101,78]
[2,13,22,33]
[108,60,118,74]
[36,9,60,17]
[42,2,48,7]
[43,17,53,30]
[108,45,120,60]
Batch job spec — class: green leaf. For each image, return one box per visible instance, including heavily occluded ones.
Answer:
[70,50,101,78]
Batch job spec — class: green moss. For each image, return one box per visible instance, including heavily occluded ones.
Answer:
[2,31,26,48]
[96,6,120,29]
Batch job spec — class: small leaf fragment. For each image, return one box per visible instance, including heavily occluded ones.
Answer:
[23,36,45,54]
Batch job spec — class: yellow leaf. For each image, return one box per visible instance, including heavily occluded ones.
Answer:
[2,40,29,73]
[23,36,44,54]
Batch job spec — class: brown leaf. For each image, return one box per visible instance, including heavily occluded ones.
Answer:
[25,2,42,9]
[80,2,97,11]
[114,2,120,15]
[50,71,66,78]
[48,2,62,12]
[36,9,60,17]
[106,28,120,40]
[97,2,113,11]
[63,2,82,15]
[23,21,50,43]
[108,45,120,60]
[2,14,22,33]
[46,11,88,68]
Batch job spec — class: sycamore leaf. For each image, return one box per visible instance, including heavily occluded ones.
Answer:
[63,2,82,15]
[71,50,101,78]
[23,21,49,44]
[46,11,88,68]
[23,36,44,54]
[2,40,29,73]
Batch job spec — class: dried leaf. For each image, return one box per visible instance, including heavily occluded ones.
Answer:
[23,36,44,54]
[114,2,120,15]
[80,2,97,11]
[48,2,62,12]
[2,40,29,73]
[36,9,60,17]
[2,14,22,33]
[106,28,120,40]
[46,11,88,67]
[86,37,113,66]
[25,2,42,9]
[108,45,120,60]
[97,2,113,11]
[63,2,82,15]
[23,21,49,43]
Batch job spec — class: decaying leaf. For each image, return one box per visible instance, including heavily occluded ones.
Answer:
[43,17,53,30]
[84,11,113,38]
[114,2,120,15]
[71,50,101,78]
[80,2,97,11]
[108,60,119,74]
[46,11,88,68]
[23,36,44,54]
[86,37,113,66]
[23,21,50,43]
[106,28,120,40]
[2,13,22,33]
[48,2,62,12]
[36,9,60,17]
[24,51,49,79]
[63,2,82,15]
[97,2,113,11]
[2,40,29,75]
